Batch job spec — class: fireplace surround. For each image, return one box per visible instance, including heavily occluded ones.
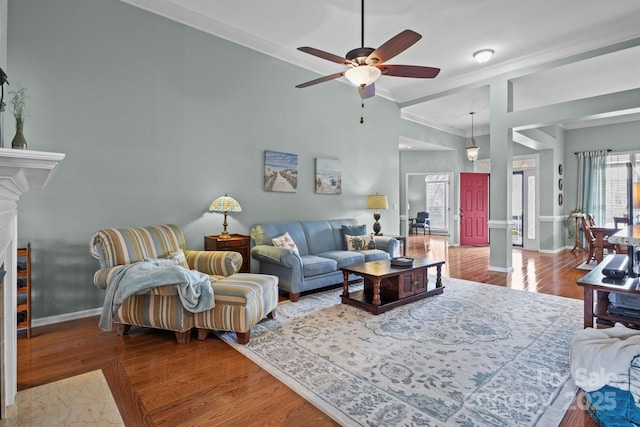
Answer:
[0,148,64,417]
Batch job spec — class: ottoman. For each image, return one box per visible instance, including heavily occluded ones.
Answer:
[195,273,279,344]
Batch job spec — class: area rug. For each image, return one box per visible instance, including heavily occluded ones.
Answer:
[2,370,124,426]
[217,277,584,427]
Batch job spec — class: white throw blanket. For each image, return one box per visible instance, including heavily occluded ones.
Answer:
[570,323,640,392]
[99,261,214,331]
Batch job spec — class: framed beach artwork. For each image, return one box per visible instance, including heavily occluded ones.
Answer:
[315,157,341,194]
[264,150,298,192]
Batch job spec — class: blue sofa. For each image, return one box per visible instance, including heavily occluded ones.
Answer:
[251,218,399,301]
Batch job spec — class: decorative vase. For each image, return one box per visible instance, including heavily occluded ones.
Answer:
[11,118,27,150]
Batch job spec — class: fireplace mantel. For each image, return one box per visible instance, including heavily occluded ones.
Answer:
[0,148,65,415]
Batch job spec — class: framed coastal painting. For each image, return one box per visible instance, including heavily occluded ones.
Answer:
[315,157,341,194]
[264,150,298,192]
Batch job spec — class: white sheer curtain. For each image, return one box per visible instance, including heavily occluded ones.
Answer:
[576,150,608,224]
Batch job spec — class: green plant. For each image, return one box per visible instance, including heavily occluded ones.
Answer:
[8,86,28,120]
[568,208,584,239]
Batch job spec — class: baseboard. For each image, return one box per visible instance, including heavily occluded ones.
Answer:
[538,246,566,254]
[488,265,515,273]
[32,307,101,328]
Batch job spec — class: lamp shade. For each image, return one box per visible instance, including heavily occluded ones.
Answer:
[366,194,388,210]
[345,66,381,87]
[209,193,242,213]
[634,182,640,209]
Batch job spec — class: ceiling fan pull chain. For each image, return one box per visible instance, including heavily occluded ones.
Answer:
[360,101,365,124]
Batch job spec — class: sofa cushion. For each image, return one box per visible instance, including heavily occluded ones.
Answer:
[301,220,338,254]
[316,250,365,269]
[359,249,391,262]
[301,255,338,277]
[252,221,310,256]
[344,234,375,251]
[89,224,186,268]
[272,232,299,254]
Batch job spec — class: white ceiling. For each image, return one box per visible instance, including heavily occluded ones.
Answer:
[123,0,640,147]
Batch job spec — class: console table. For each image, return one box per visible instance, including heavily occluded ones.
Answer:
[577,225,640,328]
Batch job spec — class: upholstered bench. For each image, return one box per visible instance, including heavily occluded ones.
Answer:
[195,273,279,344]
[90,224,278,344]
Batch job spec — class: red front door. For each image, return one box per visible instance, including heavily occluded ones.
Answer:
[460,172,489,246]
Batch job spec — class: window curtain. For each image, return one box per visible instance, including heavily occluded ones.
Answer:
[576,150,608,224]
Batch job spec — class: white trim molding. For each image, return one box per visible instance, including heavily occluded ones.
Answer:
[488,220,515,229]
[539,215,567,223]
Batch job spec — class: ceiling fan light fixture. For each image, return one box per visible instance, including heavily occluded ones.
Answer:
[473,49,494,63]
[344,65,381,87]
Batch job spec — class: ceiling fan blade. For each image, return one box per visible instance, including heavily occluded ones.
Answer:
[367,29,422,64]
[379,64,440,78]
[297,47,349,65]
[358,83,375,99]
[296,72,345,88]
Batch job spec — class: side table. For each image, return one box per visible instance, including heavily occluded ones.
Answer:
[204,234,251,273]
[386,235,407,256]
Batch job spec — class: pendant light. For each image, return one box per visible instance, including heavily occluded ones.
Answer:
[466,112,479,162]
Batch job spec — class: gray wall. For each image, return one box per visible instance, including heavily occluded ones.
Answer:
[7,0,402,318]
[7,0,639,319]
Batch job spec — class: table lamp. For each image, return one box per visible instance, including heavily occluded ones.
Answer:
[367,193,388,236]
[209,193,242,239]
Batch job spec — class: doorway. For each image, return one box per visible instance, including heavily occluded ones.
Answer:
[405,173,453,239]
[476,155,539,250]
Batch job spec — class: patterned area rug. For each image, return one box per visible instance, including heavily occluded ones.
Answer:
[218,277,583,426]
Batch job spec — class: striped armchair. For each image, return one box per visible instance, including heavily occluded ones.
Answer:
[90,224,278,344]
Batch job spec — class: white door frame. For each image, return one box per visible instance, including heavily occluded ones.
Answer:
[404,172,454,244]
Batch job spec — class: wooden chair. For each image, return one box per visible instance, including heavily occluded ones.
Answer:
[582,215,617,263]
[580,216,597,263]
[614,216,630,229]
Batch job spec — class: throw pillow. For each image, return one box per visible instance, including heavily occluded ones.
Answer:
[272,232,299,254]
[345,234,375,251]
[342,224,367,249]
[144,249,189,269]
[342,224,366,237]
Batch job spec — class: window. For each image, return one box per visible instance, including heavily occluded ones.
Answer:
[604,152,640,226]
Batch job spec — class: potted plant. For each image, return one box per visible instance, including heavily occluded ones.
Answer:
[8,86,28,149]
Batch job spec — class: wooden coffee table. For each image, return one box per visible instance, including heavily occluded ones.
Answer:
[341,258,445,315]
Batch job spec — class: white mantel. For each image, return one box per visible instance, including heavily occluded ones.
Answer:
[0,148,64,416]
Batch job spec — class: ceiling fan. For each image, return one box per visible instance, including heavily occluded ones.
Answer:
[295,0,440,99]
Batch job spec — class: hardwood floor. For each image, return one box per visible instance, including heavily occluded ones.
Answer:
[17,235,597,426]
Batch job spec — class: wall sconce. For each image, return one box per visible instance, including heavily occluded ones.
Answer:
[209,193,242,239]
[466,112,479,162]
[366,193,388,235]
